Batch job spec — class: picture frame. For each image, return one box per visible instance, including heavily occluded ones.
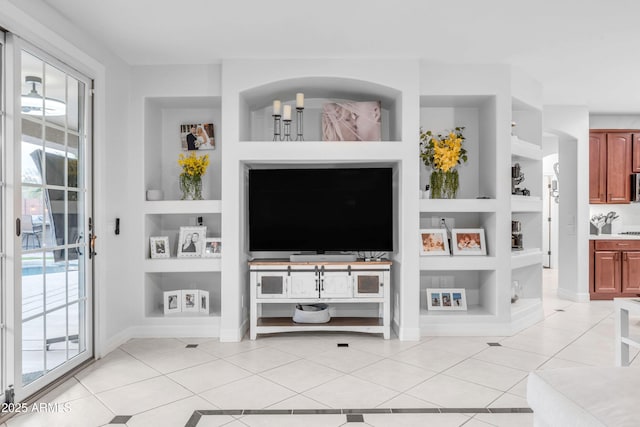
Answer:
[177,226,207,258]
[180,123,215,150]
[451,228,487,256]
[150,236,170,259]
[163,290,182,315]
[199,290,209,314]
[203,237,222,258]
[321,101,381,141]
[427,288,467,311]
[182,290,199,313]
[419,229,450,256]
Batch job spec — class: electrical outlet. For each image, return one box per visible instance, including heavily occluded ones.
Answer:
[431,216,455,228]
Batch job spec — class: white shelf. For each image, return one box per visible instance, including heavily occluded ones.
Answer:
[144,200,222,214]
[144,258,222,273]
[420,304,493,319]
[511,137,542,160]
[511,248,543,269]
[236,140,406,163]
[419,256,497,271]
[147,309,221,319]
[511,196,542,212]
[145,310,221,327]
[419,198,497,213]
[255,297,385,304]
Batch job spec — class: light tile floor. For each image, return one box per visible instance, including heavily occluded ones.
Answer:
[5,269,640,427]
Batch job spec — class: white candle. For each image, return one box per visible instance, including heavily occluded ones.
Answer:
[273,100,281,115]
[296,93,304,109]
[283,105,292,121]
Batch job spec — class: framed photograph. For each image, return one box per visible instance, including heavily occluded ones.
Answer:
[150,236,170,259]
[203,238,222,258]
[163,290,182,315]
[180,123,215,150]
[420,229,450,255]
[322,101,381,141]
[182,290,199,313]
[199,290,209,314]
[177,226,207,258]
[427,288,467,311]
[451,228,487,256]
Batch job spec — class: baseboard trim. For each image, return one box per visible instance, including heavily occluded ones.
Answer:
[557,287,590,303]
[99,328,133,358]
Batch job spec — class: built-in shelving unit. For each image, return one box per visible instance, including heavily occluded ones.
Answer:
[142,95,223,331]
[510,85,544,327]
[222,59,418,341]
[417,87,504,335]
[128,61,545,342]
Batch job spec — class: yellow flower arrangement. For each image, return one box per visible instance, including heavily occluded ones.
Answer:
[178,152,210,200]
[178,152,210,177]
[419,127,467,198]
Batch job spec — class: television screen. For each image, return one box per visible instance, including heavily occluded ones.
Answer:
[249,168,393,252]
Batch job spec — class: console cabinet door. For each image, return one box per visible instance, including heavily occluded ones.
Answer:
[256,272,288,298]
[352,271,385,297]
[606,133,631,203]
[320,271,352,298]
[289,272,319,298]
[589,132,607,204]
[594,251,621,294]
[622,251,640,293]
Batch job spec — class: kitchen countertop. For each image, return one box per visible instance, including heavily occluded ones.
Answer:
[590,234,640,240]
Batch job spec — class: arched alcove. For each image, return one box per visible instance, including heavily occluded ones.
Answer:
[239,76,403,141]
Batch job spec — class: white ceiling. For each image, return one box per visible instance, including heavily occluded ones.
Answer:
[40,0,640,113]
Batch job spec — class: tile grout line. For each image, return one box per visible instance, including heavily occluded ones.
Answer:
[183,406,533,426]
[531,309,616,370]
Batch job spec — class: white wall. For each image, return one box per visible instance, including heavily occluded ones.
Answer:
[590,114,640,129]
[1,0,133,356]
[543,106,590,302]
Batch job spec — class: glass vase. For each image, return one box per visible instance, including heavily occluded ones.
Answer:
[430,169,459,199]
[179,174,203,200]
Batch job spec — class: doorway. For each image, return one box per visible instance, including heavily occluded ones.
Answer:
[14,40,93,399]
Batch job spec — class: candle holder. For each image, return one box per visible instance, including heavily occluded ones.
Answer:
[282,119,293,141]
[296,107,304,141]
[272,114,281,141]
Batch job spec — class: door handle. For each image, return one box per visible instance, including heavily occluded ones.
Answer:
[76,235,83,255]
[89,233,97,259]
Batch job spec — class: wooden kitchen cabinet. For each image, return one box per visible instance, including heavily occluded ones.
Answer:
[622,251,640,293]
[594,251,620,295]
[589,131,632,204]
[632,134,640,173]
[591,240,640,299]
[589,132,607,203]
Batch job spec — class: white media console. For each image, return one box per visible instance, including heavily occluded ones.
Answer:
[249,260,391,339]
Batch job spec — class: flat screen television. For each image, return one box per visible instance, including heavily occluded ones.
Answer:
[249,167,393,253]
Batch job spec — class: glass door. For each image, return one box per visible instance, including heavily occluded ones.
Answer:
[17,45,92,397]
